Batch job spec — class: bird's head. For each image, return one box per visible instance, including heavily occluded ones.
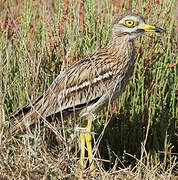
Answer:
[111,13,165,40]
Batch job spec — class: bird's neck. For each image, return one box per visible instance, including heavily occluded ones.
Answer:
[107,36,135,59]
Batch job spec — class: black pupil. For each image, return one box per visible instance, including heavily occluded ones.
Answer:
[128,21,132,24]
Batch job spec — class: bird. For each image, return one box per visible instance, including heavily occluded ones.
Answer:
[8,12,165,172]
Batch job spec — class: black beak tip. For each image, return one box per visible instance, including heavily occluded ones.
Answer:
[155,27,166,33]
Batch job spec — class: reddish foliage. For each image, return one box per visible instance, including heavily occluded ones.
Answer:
[111,0,124,13]
[167,62,177,68]
[112,104,116,111]
[163,11,167,18]
[2,12,9,30]
[25,41,29,52]
[75,51,81,61]
[64,56,68,64]
[29,24,34,37]
[136,47,144,62]
[156,0,160,5]
[146,55,153,62]
[119,2,124,13]
[59,1,71,36]
[142,114,145,122]
[77,0,86,34]
[59,21,64,36]
[148,85,155,94]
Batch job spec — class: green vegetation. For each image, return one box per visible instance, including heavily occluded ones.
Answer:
[0,0,177,179]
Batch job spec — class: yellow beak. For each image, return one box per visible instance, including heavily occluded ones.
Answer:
[139,24,165,33]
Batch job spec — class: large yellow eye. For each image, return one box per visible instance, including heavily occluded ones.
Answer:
[125,20,135,27]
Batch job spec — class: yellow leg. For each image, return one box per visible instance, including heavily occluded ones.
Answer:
[79,113,95,172]
[85,134,94,171]
[85,118,94,172]
[80,131,86,169]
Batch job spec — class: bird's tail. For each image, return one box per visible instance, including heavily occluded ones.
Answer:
[9,95,44,136]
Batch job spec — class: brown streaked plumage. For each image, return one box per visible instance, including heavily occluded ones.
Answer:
[10,35,134,133]
[9,13,165,171]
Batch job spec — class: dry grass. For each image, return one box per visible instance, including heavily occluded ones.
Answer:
[0,0,177,179]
